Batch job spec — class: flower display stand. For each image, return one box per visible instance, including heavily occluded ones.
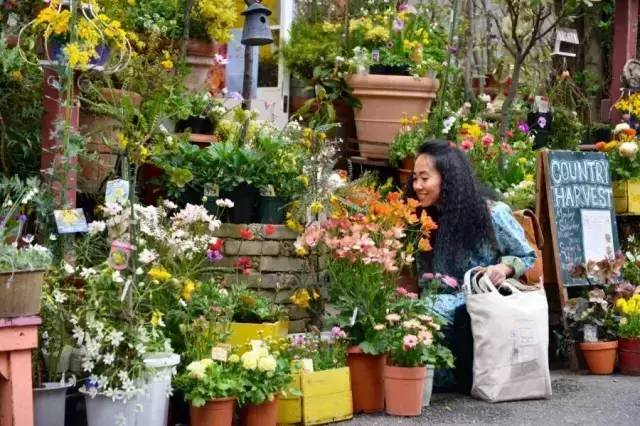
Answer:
[0,315,41,426]
[277,367,353,425]
[613,180,640,214]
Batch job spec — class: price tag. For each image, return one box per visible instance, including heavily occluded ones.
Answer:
[300,358,314,373]
[583,324,598,343]
[105,179,130,205]
[211,346,229,362]
[54,209,88,234]
[372,49,380,62]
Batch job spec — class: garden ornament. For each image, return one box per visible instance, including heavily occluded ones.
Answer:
[552,27,579,58]
[241,1,273,46]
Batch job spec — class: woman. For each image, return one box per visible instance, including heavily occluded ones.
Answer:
[406,139,536,393]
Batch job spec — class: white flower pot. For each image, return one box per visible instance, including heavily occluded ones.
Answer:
[422,365,435,407]
[137,352,180,426]
[33,382,72,426]
[82,391,139,426]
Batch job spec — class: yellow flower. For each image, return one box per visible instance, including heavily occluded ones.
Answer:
[286,219,304,233]
[77,20,100,47]
[290,289,311,309]
[64,43,92,69]
[127,0,136,5]
[228,354,240,363]
[257,354,277,372]
[312,289,320,300]
[52,10,71,35]
[295,245,308,256]
[150,310,164,327]
[365,26,390,43]
[241,351,259,370]
[116,133,128,151]
[310,201,324,215]
[517,157,528,165]
[299,175,309,187]
[161,59,174,70]
[9,70,23,81]
[524,174,534,182]
[181,279,196,302]
[148,266,171,282]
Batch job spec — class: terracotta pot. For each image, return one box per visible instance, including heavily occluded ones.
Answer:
[347,74,439,159]
[78,89,142,193]
[579,341,618,375]
[347,346,385,413]
[190,398,235,426]
[401,156,416,171]
[618,338,640,375]
[384,365,426,416]
[183,39,219,91]
[241,397,278,426]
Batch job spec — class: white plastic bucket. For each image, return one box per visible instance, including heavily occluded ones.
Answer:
[33,382,72,426]
[138,352,181,426]
[422,365,435,407]
[83,391,139,426]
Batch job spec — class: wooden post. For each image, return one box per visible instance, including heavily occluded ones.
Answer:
[40,67,79,207]
[603,0,639,123]
[0,316,41,426]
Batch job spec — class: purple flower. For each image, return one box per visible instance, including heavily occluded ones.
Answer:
[422,272,434,280]
[19,214,27,223]
[517,122,529,133]
[227,91,243,101]
[393,18,404,32]
[448,46,458,54]
[330,326,347,340]
[537,116,547,129]
[207,250,223,262]
[293,334,305,347]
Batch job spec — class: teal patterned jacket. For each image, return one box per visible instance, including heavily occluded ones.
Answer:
[418,201,537,322]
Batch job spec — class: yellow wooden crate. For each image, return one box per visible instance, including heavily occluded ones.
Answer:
[301,367,353,425]
[226,320,289,350]
[613,180,640,214]
[277,370,302,425]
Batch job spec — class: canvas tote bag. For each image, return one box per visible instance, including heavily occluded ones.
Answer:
[463,267,552,402]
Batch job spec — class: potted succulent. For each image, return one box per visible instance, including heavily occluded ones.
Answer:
[0,180,51,318]
[238,341,293,426]
[376,287,452,416]
[614,283,640,375]
[174,358,242,426]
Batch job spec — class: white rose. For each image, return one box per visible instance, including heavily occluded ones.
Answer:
[614,122,631,134]
[619,141,639,158]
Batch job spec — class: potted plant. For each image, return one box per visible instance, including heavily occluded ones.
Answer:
[388,117,426,184]
[565,256,625,375]
[175,91,218,135]
[282,327,353,425]
[294,183,433,413]
[376,287,452,416]
[174,358,242,426]
[614,283,640,375]
[237,340,293,426]
[0,179,52,318]
[344,2,446,159]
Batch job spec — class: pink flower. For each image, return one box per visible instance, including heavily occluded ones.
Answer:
[418,330,433,345]
[500,142,514,154]
[481,134,494,147]
[330,326,347,340]
[393,18,404,32]
[442,275,458,289]
[293,334,305,347]
[407,292,418,300]
[422,273,434,280]
[386,313,401,322]
[460,139,474,152]
[402,335,418,351]
[396,287,408,296]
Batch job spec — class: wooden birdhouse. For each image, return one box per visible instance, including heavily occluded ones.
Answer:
[552,27,579,57]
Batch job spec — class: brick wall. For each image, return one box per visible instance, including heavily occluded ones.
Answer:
[213,223,322,333]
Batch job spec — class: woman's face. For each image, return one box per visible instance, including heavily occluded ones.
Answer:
[412,154,442,207]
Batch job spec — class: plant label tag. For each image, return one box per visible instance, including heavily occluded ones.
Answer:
[54,209,88,234]
[372,49,380,62]
[204,183,219,197]
[583,324,598,342]
[349,307,358,326]
[534,96,550,113]
[105,179,130,205]
[301,358,314,373]
[211,346,228,362]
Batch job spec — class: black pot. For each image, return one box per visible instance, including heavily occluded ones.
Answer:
[370,64,411,76]
[178,185,202,207]
[175,116,213,134]
[223,183,259,224]
[258,196,288,224]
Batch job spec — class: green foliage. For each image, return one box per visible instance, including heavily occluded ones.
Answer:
[254,133,305,198]
[618,314,640,339]
[228,285,286,324]
[238,346,293,405]
[174,360,243,407]
[287,329,349,371]
[547,107,583,151]
[206,140,266,189]
[388,125,426,167]
[282,21,342,80]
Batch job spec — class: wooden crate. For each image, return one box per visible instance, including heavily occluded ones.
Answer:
[226,320,289,352]
[277,370,302,425]
[613,180,640,214]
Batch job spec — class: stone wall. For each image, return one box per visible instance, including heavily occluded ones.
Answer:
[213,223,322,333]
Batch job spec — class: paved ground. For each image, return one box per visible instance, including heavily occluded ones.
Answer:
[346,371,640,425]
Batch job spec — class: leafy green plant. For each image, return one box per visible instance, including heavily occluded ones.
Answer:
[175,359,243,407]
[287,327,349,371]
[388,125,426,167]
[238,343,292,405]
[229,286,286,324]
[206,140,266,190]
[547,106,583,151]
[282,21,342,80]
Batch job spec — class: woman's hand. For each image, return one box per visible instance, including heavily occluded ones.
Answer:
[484,263,514,286]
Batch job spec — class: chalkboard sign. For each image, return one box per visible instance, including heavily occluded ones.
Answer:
[537,151,619,288]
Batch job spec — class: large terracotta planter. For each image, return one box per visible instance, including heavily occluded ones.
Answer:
[78,88,142,193]
[384,365,426,416]
[618,338,640,375]
[241,397,278,426]
[183,39,219,91]
[347,74,439,159]
[347,346,385,413]
[579,341,618,375]
[190,397,235,426]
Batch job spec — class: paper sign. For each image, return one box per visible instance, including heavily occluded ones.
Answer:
[300,358,314,373]
[349,307,359,326]
[583,324,598,343]
[581,209,615,263]
[211,346,229,362]
[54,209,88,234]
[372,49,380,62]
[105,179,130,205]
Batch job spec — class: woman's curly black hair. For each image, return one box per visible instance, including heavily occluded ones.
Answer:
[405,139,499,278]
